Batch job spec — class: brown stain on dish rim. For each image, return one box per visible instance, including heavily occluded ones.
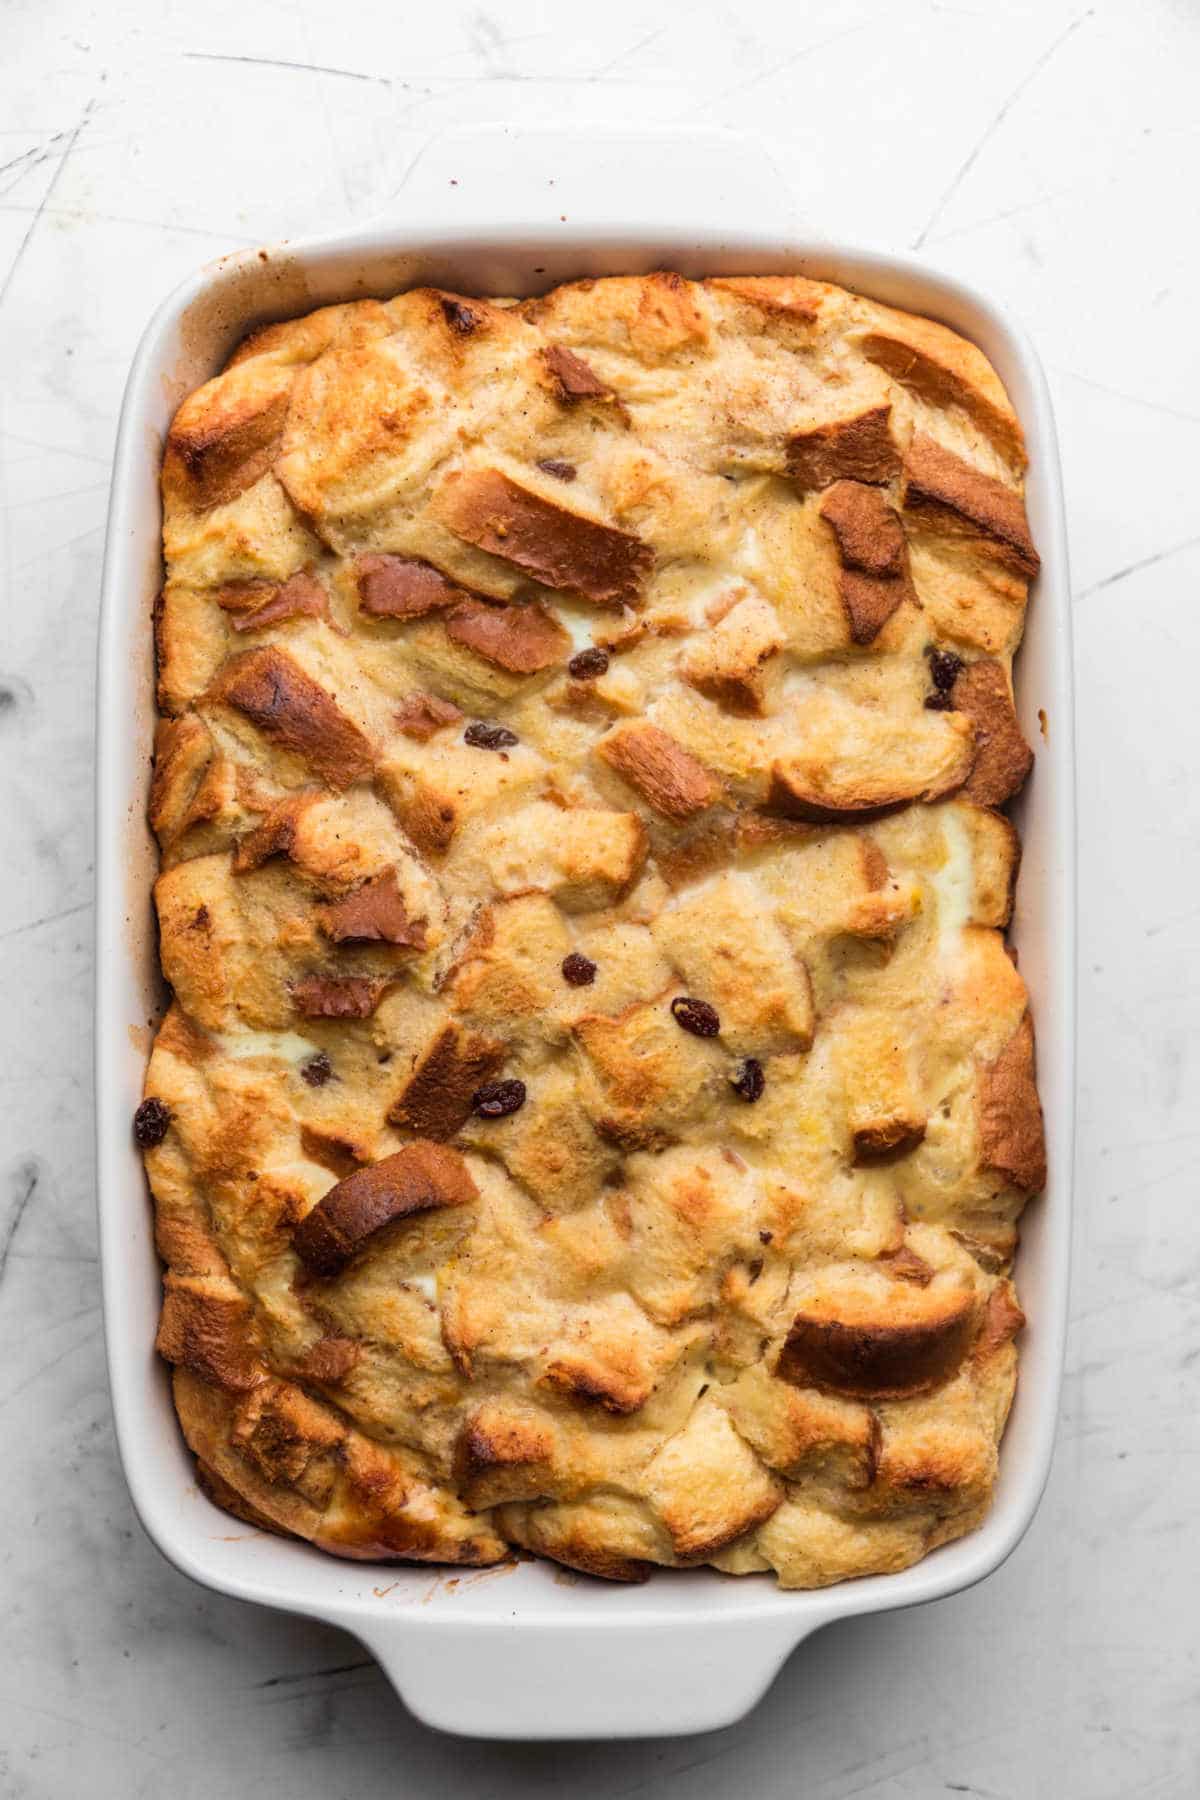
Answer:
[456,1559,519,1589]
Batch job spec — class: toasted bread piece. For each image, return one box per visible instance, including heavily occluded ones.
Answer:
[292,1142,477,1275]
[853,299,1027,468]
[777,1267,981,1399]
[597,721,721,819]
[433,467,653,604]
[904,434,1039,578]
[789,403,901,492]
[208,646,375,790]
[952,658,1035,805]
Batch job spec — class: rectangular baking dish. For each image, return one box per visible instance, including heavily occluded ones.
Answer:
[95,123,1075,1741]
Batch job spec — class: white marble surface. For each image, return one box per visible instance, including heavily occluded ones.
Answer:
[2,0,1198,1791]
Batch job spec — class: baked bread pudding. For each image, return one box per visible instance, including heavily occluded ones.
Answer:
[137,272,1045,1587]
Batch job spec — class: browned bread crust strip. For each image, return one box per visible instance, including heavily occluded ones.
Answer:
[292,1142,478,1276]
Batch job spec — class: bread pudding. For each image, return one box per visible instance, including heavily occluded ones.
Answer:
[136,272,1044,1586]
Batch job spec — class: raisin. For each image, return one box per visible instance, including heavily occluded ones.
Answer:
[133,1097,171,1148]
[926,647,964,692]
[538,458,577,482]
[561,951,597,986]
[472,1079,527,1119]
[730,1057,765,1102]
[464,720,518,750]
[758,1229,774,1245]
[568,648,609,680]
[440,297,478,335]
[670,996,720,1038]
[923,692,954,711]
[301,1052,333,1088]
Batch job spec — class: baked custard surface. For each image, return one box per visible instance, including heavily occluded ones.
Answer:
[139,272,1044,1586]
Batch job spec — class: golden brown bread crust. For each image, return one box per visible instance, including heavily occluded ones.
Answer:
[356,554,469,619]
[444,596,571,673]
[977,1013,1047,1194]
[597,722,721,819]
[852,302,1028,470]
[540,344,617,402]
[819,481,906,576]
[141,273,1044,1588]
[904,434,1039,578]
[818,479,917,647]
[316,868,426,947]
[394,692,463,742]
[386,1023,507,1139]
[209,646,376,789]
[432,468,653,605]
[155,1271,260,1391]
[292,974,389,1019]
[776,1280,981,1400]
[789,404,901,492]
[164,382,290,512]
[229,790,317,873]
[951,658,1035,806]
[219,570,328,633]
[836,569,914,648]
[292,1141,478,1275]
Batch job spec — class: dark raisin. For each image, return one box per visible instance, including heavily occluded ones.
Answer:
[926,646,964,692]
[301,1052,333,1088]
[538,458,577,482]
[440,297,478,335]
[568,648,609,680]
[561,951,597,986]
[730,1057,765,1102]
[464,720,518,750]
[133,1097,171,1148]
[758,1229,774,1245]
[472,1079,527,1119]
[923,692,954,711]
[670,996,720,1038]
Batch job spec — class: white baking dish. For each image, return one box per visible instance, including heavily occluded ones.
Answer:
[94,123,1075,1741]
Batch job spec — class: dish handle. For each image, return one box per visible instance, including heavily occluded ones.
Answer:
[352,1607,819,1739]
[378,121,799,241]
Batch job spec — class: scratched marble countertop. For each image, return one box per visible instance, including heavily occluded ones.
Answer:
[2,1,1197,1794]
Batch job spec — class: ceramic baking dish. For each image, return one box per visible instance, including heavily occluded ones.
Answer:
[94,123,1075,1740]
